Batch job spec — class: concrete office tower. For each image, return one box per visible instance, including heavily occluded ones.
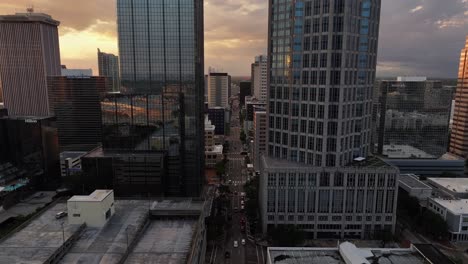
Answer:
[253,110,267,171]
[0,12,61,117]
[49,76,109,151]
[260,0,399,239]
[449,36,468,159]
[374,77,453,159]
[97,49,120,91]
[251,55,268,102]
[207,72,230,108]
[114,0,204,196]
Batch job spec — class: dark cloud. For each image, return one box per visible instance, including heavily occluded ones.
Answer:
[378,0,467,78]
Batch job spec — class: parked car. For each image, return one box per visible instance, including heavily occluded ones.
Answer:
[233,240,238,248]
[241,239,246,245]
[225,251,231,258]
[55,211,67,219]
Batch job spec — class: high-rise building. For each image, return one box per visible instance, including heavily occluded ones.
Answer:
[97,49,120,91]
[0,12,61,117]
[207,107,228,136]
[374,77,453,159]
[239,81,252,106]
[260,0,399,239]
[207,72,230,108]
[253,110,267,171]
[449,36,468,159]
[111,0,204,196]
[48,76,109,151]
[251,55,268,102]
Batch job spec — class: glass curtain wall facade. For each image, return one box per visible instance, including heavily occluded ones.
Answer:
[268,0,380,167]
[117,0,204,196]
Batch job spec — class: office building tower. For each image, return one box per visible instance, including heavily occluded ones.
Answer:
[0,12,61,117]
[374,77,453,159]
[449,36,468,159]
[251,55,268,102]
[253,110,267,171]
[111,0,204,196]
[204,116,223,168]
[207,72,230,108]
[207,107,228,136]
[244,96,266,133]
[48,76,109,151]
[240,81,252,106]
[97,49,120,91]
[260,0,399,239]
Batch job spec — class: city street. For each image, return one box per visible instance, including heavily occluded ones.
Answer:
[211,96,265,264]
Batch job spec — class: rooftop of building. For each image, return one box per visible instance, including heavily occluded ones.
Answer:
[431,198,468,215]
[68,190,113,202]
[382,144,435,159]
[60,151,88,160]
[0,12,59,26]
[428,178,468,194]
[124,219,196,264]
[262,156,396,170]
[399,174,432,190]
[396,76,427,82]
[267,242,451,264]
[0,198,204,264]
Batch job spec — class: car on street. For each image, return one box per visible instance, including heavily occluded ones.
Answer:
[233,206,238,212]
[240,205,244,211]
[55,211,67,219]
[241,239,246,245]
[240,200,244,205]
[233,240,238,248]
[225,251,230,258]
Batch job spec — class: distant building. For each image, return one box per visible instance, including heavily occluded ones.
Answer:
[253,110,266,171]
[0,12,61,117]
[374,77,453,159]
[206,107,228,136]
[239,81,252,106]
[97,48,120,91]
[67,190,115,227]
[60,151,87,177]
[61,66,93,77]
[384,159,465,177]
[207,72,230,108]
[449,36,468,159]
[251,55,267,102]
[244,96,266,132]
[205,116,223,168]
[49,76,109,151]
[267,242,454,264]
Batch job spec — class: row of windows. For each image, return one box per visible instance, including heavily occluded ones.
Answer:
[267,172,397,187]
[267,214,393,223]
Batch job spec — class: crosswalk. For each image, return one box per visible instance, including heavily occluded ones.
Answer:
[229,180,245,185]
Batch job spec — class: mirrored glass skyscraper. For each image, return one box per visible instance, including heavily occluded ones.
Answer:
[115,0,204,196]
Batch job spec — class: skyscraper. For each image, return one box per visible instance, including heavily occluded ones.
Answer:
[115,0,204,196]
[374,77,453,159]
[449,36,468,159]
[259,0,399,239]
[251,55,268,102]
[97,49,120,91]
[207,72,230,108]
[49,76,109,151]
[0,12,61,117]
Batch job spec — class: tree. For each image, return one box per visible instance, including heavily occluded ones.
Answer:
[271,225,305,246]
[215,161,226,177]
[422,210,448,240]
[240,130,246,143]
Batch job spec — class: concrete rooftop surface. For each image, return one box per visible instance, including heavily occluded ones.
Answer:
[0,203,81,264]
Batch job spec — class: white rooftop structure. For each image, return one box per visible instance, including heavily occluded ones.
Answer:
[204,115,215,131]
[428,178,468,199]
[68,189,113,202]
[397,76,427,82]
[431,198,468,215]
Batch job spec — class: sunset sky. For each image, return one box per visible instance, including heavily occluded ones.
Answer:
[0,0,466,77]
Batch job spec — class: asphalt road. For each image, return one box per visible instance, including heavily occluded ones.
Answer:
[212,96,265,264]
